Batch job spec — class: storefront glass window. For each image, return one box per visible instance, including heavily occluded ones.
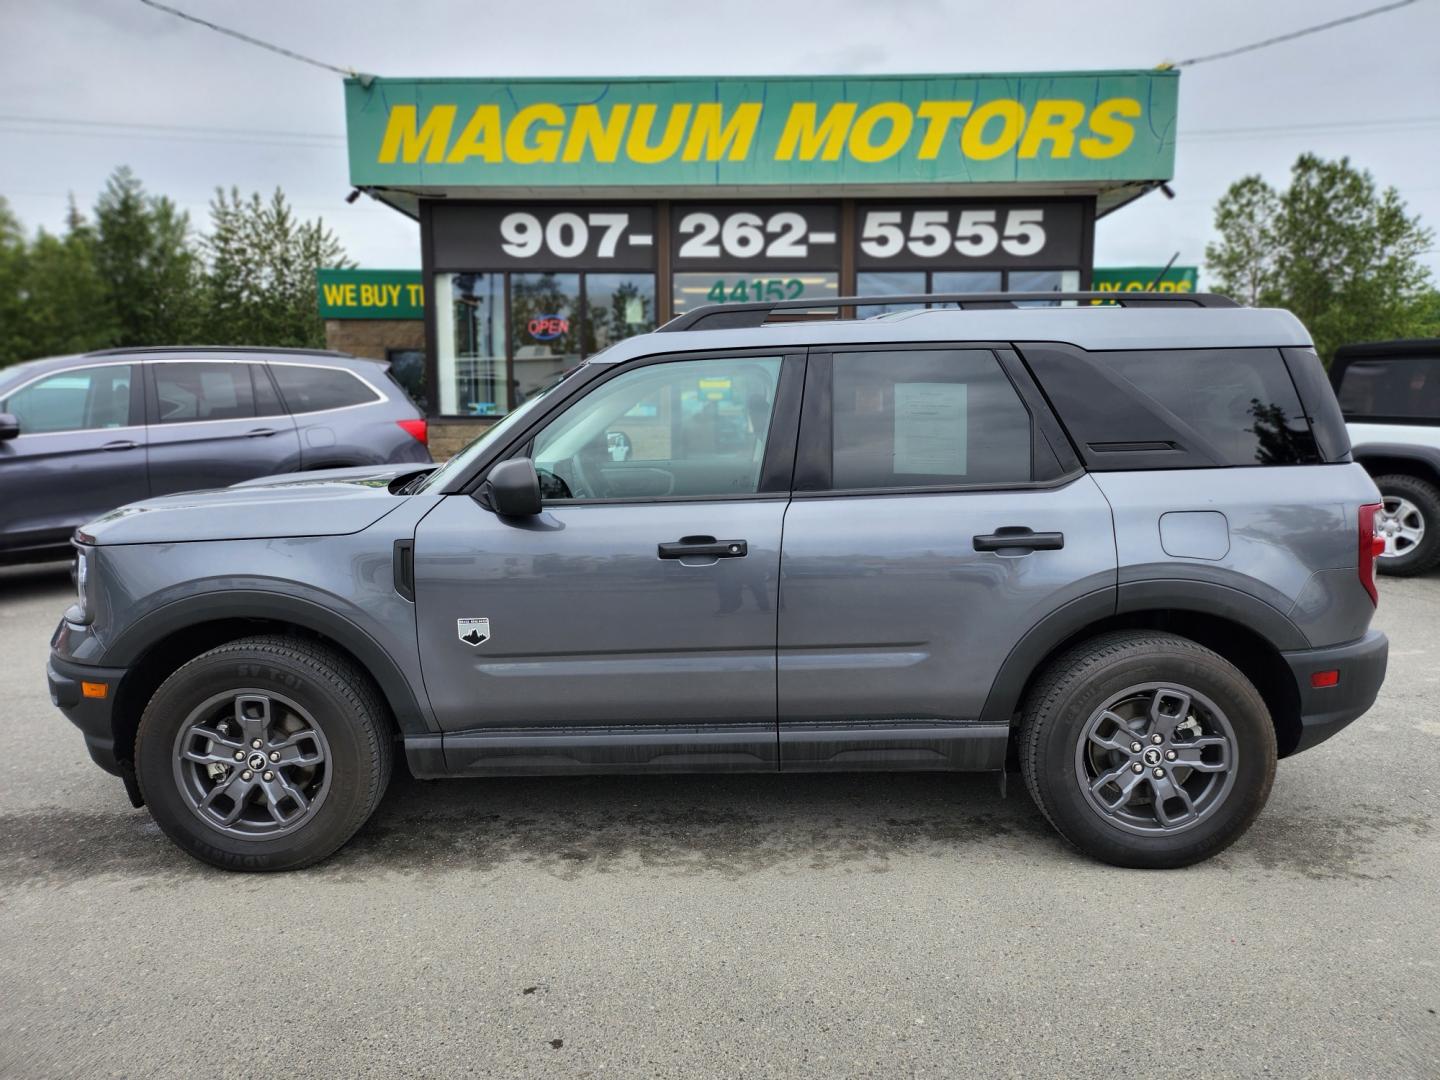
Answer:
[436,272,506,416]
[585,274,656,351]
[671,272,839,314]
[856,271,926,317]
[510,272,582,407]
[930,271,1003,305]
[1009,269,1082,305]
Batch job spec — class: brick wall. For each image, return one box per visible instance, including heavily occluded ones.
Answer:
[323,319,425,362]
[428,419,498,459]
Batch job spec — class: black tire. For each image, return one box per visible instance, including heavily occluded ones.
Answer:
[1372,473,1440,577]
[1019,630,1276,869]
[134,635,393,871]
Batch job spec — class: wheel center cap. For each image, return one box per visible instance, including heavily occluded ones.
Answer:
[1142,747,1163,767]
[247,752,268,771]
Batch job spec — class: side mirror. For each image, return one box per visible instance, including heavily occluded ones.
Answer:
[0,413,17,440]
[483,457,542,517]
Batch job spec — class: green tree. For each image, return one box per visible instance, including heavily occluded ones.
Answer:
[92,166,201,346]
[24,198,117,358]
[200,187,350,348]
[0,196,28,366]
[1206,154,1436,362]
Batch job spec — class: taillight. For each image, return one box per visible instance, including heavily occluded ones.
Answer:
[1358,501,1383,605]
[397,418,427,446]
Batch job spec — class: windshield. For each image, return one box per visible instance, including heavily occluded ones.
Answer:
[417,368,577,493]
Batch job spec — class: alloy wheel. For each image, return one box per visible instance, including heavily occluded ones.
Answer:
[171,689,332,840]
[1074,682,1238,836]
[1377,496,1425,559]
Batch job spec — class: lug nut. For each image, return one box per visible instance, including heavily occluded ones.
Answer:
[233,751,245,761]
[269,751,280,762]
[1165,750,1177,761]
[1130,741,1143,753]
[241,770,253,781]
[1152,767,1165,779]
[263,771,274,782]
[251,739,263,749]
[1131,763,1144,774]
[1151,734,1163,745]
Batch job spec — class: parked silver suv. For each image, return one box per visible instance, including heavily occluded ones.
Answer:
[0,346,431,565]
[47,294,1389,871]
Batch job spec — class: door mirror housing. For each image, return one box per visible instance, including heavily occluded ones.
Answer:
[0,413,18,440]
[483,457,543,517]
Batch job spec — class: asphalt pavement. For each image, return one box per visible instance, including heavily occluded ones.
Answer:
[0,559,1436,1079]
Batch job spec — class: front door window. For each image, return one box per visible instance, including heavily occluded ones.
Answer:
[532,356,783,501]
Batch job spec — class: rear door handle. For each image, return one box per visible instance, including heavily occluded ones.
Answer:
[658,536,748,559]
[246,427,277,438]
[973,528,1065,553]
[101,439,139,451]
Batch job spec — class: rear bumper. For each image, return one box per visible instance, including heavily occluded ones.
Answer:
[47,652,127,776]
[1282,630,1389,755]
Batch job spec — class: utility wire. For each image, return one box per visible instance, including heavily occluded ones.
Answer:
[136,0,375,83]
[1172,0,1425,67]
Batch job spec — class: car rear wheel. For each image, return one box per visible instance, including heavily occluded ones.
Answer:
[134,635,393,871]
[1372,473,1440,577]
[1019,630,1276,869]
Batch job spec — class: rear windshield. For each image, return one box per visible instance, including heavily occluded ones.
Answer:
[1091,348,1320,466]
[1336,355,1440,421]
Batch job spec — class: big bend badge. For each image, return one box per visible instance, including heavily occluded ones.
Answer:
[457,617,491,647]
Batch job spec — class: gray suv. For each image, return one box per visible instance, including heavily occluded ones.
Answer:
[46,294,1389,871]
[0,346,431,565]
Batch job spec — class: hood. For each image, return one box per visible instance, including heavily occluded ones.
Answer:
[77,465,431,546]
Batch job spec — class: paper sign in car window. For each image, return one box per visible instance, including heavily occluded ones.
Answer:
[894,382,967,476]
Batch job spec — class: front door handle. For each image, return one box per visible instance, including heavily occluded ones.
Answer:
[973,528,1065,553]
[101,439,139,451]
[246,427,277,438]
[658,536,748,559]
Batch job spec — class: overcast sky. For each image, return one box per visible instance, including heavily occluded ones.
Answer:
[2,0,1438,279]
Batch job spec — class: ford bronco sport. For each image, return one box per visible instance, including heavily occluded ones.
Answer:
[47,292,1389,871]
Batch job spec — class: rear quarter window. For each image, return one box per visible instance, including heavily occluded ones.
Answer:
[270,365,381,414]
[1091,348,1319,466]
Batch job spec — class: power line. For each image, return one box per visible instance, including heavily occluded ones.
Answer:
[0,114,342,141]
[135,0,375,83]
[1173,0,1426,67]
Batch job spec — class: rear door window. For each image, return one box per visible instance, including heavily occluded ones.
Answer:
[153,362,256,423]
[1336,356,1440,421]
[270,365,381,414]
[830,349,1033,489]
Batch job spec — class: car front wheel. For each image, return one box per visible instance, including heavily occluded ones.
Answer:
[1019,630,1276,869]
[1372,473,1440,577]
[134,635,393,871]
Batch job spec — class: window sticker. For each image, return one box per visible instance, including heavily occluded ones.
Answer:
[894,382,967,475]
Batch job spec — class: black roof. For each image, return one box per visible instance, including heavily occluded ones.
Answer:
[1332,339,1440,360]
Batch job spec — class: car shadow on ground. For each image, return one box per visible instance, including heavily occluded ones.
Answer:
[0,560,71,602]
[0,769,1067,887]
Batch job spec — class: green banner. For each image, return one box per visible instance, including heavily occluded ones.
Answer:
[316,268,423,320]
[345,72,1178,190]
[1092,266,1199,294]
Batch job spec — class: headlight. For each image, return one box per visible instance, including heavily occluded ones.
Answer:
[75,549,88,608]
[68,545,94,625]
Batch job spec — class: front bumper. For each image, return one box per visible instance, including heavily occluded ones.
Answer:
[1282,629,1389,755]
[47,651,128,777]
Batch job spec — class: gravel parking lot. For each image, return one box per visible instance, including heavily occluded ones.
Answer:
[0,561,1436,1079]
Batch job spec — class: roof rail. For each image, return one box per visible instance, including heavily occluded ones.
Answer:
[83,345,355,359]
[657,291,1239,333]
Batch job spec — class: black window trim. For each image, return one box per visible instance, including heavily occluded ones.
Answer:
[792,340,1082,499]
[452,346,808,506]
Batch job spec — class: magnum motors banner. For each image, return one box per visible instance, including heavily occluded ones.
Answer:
[345,72,1178,190]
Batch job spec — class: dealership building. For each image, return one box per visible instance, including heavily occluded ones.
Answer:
[329,71,1179,451]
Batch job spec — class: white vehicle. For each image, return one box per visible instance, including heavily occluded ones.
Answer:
[1333,339,1440,575]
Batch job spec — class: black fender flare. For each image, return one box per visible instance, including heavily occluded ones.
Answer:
[978,580,1307,725]
[1349,442,1440,483]
[103,589,433,735]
